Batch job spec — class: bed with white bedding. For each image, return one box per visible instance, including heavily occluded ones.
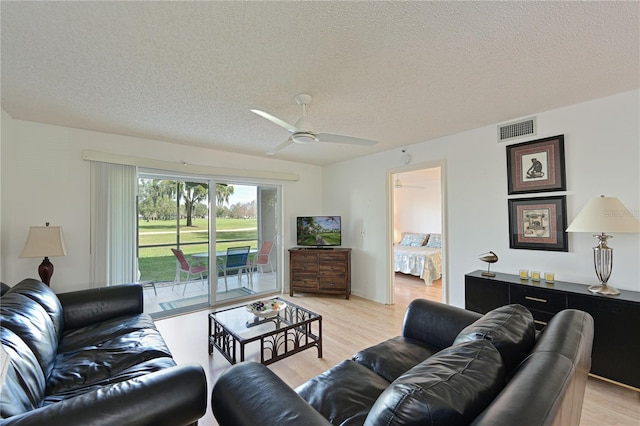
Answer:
[393,233,442,286]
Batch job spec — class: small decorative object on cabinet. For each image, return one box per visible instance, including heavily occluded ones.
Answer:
[465,270,640,389]
[289,248,351,299]
[478,251,498,277]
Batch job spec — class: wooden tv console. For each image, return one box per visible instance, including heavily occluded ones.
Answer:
[465,269,640,389]
[289,248,351,299]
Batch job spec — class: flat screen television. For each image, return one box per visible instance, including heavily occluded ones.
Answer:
[296,216,342,247]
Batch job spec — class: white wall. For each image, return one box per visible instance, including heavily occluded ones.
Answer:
[3,90,638,305]
[393,168,441,243]
[0,112,323,292]
[324,90,640,307]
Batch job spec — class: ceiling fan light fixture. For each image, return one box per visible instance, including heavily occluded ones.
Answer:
[292,132,318,144]
[253,92,379,154]
[294,115,314,133]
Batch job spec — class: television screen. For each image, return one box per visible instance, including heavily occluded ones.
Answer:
[296,216,342,247]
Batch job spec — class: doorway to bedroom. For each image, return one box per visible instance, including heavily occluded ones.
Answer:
[391,165,444,304]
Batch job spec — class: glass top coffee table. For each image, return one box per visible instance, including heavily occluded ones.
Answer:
[208,297,322,365]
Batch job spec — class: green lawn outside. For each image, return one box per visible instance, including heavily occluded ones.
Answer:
[138,218,258,282]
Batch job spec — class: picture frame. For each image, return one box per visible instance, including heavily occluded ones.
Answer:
[508,196,568,252]
[506,135,566,194]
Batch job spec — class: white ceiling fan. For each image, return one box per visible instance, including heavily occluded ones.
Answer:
[394,174,425,189]
[251,94,379,155]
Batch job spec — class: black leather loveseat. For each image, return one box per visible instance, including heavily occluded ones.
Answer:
[212,299,594,426]
[1,279,207,425]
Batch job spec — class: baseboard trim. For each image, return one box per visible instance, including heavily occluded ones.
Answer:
[588,373,639,392]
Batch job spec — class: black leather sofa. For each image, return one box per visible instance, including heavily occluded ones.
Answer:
[212,299,594,426]
[1,279,207,425]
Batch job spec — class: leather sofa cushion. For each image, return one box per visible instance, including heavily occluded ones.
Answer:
[365,340,505,426]
[352,336,439,382]
[518,309,593,363]
[296,360,390,425]
[0,282,10,296]
[1,293,59,378]
[0,327,47,417]
[43,357,177,404]
[47,325,173,396]
[472,310,594,425]
[453,304,535,373]
[57,313,158,353]
[5,279,65,337]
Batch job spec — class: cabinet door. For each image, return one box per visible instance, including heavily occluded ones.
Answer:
[568,294,640,389]
[292,276,319,289]
[318,257,347,276]
[319,276,346,290]
[464,276,509,314]
[291,252,318,273]
[290,252,318,290]
[510,286,567,330]
[318,252,347,290]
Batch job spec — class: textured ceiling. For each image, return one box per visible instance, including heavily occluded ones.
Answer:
[2,1,638,166]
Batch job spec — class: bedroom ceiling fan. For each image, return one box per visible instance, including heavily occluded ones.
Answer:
[251,94,379,155]
[394,174,425,189]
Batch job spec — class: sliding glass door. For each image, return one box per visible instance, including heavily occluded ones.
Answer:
[137,175,211,316]
[137,173,281,317]
[214,183,279,301]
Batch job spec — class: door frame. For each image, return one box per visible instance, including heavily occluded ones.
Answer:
[386,159,448,305]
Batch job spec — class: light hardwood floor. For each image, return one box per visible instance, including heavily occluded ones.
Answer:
[156,273,639,426]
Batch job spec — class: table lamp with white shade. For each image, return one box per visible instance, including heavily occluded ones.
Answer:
[566,196,640,295]
[19,223,67,286]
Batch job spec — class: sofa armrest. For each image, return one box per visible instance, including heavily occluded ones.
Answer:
[2,364,207,426]
[402,299,482,349]
[212,362,331,426]
[57,284,143,329]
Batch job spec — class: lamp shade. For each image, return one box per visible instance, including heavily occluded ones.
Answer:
[20,226,67,258]
[566,196,640,233]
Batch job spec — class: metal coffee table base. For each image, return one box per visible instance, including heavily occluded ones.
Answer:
[208,298,322,365]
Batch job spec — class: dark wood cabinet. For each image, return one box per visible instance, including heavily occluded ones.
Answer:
[465,270,640,389]
[289,248,351,299]
[567,293,640,389]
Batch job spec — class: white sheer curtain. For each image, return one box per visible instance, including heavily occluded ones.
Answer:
[90,162,137,287]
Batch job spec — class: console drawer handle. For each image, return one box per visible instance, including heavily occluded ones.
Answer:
[525,296,547,303]
[534,319,548,326]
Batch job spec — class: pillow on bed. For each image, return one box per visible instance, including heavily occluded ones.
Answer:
[425,233,441,248]
[399,233,429,247]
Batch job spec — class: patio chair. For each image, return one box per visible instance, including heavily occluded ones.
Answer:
[171,248,207,296]
[217,246,252,291]
[253,241,274,273]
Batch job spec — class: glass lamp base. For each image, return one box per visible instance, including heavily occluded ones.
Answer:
[588,284,620,296]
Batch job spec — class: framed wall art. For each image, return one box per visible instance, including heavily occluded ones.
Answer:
[506,135,566,194]
[508,196,568,251]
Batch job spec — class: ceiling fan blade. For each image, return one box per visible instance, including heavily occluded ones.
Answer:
[316,133,378,146]
[251,109,298,133]
[394,176,424,189]
[266,138,294,155]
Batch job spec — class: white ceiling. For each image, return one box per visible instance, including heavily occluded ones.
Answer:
[2,1,638,166]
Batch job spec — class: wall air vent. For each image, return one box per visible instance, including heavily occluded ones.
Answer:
[497,117,536,142]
